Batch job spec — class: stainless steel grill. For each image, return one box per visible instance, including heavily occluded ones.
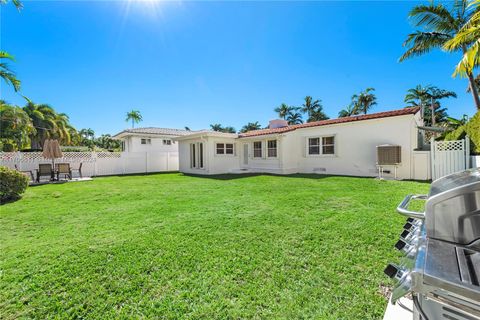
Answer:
[384,168,480,320]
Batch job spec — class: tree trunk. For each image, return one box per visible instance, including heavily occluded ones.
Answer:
[462,46,480,110]
[466,71,480,110]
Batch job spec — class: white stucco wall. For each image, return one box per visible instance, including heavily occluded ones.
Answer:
[177,113,425,179]
[123,136,179,153]
[178,136,240,175]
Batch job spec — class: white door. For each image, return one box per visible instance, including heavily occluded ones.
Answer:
[243,143,248,166]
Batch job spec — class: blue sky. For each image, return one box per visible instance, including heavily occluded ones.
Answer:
[1,1,477,135]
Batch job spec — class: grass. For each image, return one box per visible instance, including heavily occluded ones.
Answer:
[0,173,429,319]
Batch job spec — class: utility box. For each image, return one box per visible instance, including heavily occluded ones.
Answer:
[377,145,401,165]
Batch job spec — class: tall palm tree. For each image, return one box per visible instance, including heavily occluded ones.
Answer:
[355,88,377,115]
[300,96,320,119]
[274,103,295,120]
[23,102,58,149]
[286,111,304,125]
[0,51,20,92]
[400,0,480,110]
[444,0,480,78]
[210,124,223,131]
[240,122,262,133]
[338,104,357,118]
[126,110,142,128]
[405,85,457,126]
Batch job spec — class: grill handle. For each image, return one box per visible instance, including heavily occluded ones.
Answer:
[396,194,427,219]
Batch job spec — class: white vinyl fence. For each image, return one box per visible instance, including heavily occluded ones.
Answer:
[430,137,470,180]
[0,151,179,177]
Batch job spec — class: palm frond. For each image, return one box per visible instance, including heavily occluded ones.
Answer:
[409,4,457,32]
[400,31,453,61]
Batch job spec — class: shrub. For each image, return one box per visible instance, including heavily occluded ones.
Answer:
[0,166,29,204]
[445,111,480,155]
[2,143,14,152]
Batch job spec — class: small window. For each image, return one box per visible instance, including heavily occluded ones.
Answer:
[322,136,335,154]
[267,140,277,157]
[216,143,225,155]
[225,143,234,155]
[199,143,204,168]
[191,143,196,168]
[253,141,262,158]
[163,139,172,145]
[308,136,335,155]
[141,138,151,145]
[308,138,320,155]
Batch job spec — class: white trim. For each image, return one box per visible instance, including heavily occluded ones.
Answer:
[266,139,278,158]
[214,142,235,157]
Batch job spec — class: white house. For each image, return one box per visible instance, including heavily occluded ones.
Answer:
[175,107,430,180]
[113,127,192,153]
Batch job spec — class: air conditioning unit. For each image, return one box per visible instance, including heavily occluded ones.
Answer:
[377,145,401,165]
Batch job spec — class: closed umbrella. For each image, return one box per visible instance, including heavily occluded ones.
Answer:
[42,139,63,175]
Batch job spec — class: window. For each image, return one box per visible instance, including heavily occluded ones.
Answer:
[199,143,204,168]
[190,142,204,169]
[216,143,225,155]
[253,141,262,158]
[141,138,151,145]
[308,136,335,155]
[322,136,335,154]
[225,143,234,155]
[191,143,196,168]
[267,140,277,157]
[216,143,235,155]
[308,138,320,155]
[163,139,172,145]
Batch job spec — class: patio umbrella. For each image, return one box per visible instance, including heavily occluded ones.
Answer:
[42,139,63,167]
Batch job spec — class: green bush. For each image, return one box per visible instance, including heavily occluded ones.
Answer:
[445,111,480,155]
[0,166,29,204]
[2,143,14,152]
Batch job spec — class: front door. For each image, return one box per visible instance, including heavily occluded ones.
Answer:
[243,143,249,166]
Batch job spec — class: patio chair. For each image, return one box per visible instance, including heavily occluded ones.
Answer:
[71,162,83,178]
[36,164,53,182]
[56,163,72,180]
[14,165,34,181]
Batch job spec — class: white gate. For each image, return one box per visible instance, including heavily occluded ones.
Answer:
[431,137,470,180]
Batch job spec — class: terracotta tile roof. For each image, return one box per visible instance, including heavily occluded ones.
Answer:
[113,127,194,139]
[239,107,420,138]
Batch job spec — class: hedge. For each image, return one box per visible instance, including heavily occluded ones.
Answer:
[444,111,480,155]
[0,166,29,204]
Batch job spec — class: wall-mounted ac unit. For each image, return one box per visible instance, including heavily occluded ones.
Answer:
[377,145,401,165]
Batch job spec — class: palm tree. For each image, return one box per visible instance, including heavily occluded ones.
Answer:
[444,0,480,79]
[307,107,329,122]
[210,124,236,133]
[300,96,319,120]
[0,51,20,92]
[126,110,142,128]
[23,102,58,149]
[400,0,480,110]
[286,111,304,125]
[210,124,223,131]
[405,85,457,126]
[338,104,356,118]
[79,128,95,140]
[274,103,295,120]
[355,88,377,115]
[239,122,262,133]
[0,100,34,150]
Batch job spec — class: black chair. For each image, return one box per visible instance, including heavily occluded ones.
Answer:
[36,164,54,182]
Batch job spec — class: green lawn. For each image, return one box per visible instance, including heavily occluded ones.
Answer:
[0,173,429,319]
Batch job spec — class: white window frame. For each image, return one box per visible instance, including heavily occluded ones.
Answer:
[306,135,336,157]
[215,142,235,156]
[141,138,151,145]
[163,139,172,145]
[267,140,277,158]
[253,141,262,158]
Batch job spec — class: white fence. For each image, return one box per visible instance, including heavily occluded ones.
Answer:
[0,151,179,177]
[430,138,470,180]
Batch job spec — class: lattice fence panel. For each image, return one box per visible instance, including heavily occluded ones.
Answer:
[435,140,464,152]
